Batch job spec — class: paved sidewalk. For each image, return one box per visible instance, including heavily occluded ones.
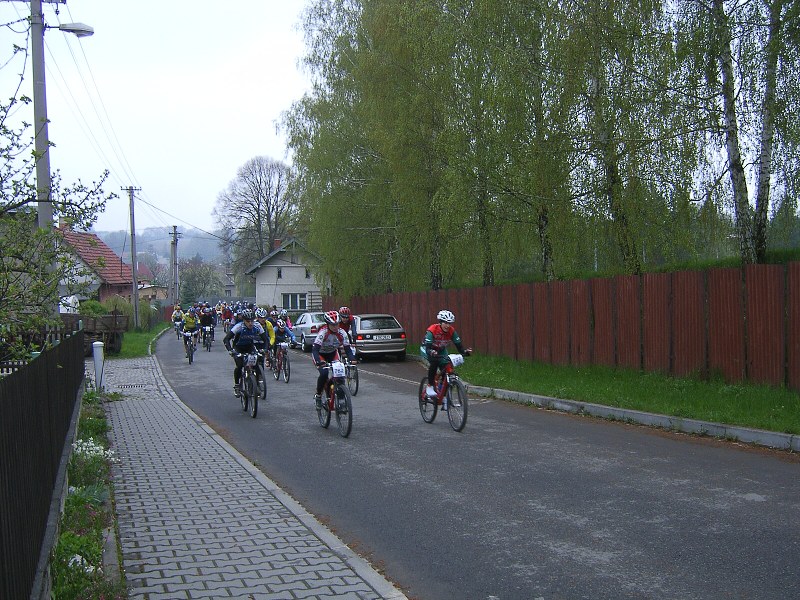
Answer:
[100,355,407,600]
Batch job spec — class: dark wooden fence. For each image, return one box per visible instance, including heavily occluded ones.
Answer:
[338,263,800,391]
[0,330,85,600]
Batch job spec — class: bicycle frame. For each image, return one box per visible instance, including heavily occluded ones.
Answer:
[317,360,352,437]
[321,361,345,407]
[419,353,468,431]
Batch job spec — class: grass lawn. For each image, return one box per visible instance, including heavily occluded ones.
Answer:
[111,323,170,359]
[459,353,800,435]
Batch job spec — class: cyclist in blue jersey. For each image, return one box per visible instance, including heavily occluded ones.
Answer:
[223,309,268,398]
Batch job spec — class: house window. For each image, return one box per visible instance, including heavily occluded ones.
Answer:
[305,268,310,279]
[225,290,231,297]
[277,268,282,279]
[282,293,307,311]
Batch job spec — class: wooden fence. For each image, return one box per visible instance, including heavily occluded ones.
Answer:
[337,263,800,391]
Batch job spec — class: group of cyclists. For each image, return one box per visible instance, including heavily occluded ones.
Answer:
[171,301,471,415]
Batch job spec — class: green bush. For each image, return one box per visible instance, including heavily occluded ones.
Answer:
[78,300,106,317]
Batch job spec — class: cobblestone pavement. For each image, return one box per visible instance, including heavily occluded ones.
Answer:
[100,355,407,600]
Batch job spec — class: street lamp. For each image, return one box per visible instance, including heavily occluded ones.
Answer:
[30,0,94,230]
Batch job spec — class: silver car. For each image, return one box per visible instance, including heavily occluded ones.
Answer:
[294,312,327,352]
[352,314,407,361]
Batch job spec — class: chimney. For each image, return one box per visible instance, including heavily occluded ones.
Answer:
[273,238,282,251]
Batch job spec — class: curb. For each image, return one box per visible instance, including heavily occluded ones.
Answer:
[468,385,800,452]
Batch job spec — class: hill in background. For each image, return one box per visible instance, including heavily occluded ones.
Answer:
[93,227,225,265]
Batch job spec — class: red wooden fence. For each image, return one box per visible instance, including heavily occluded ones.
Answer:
[333,262,800,391]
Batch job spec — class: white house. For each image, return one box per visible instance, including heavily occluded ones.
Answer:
[245,239,328,312]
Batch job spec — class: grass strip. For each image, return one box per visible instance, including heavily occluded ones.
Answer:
[459,354,800,435]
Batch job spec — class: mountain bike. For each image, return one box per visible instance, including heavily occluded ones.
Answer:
[315,360,352,437]
[271,342,291,383]
[418,353,468,432]
[235,349,265,418]
[343,356,359,396]
[183,330,198,365]
[174,320,182,338]
[202,326,214,352]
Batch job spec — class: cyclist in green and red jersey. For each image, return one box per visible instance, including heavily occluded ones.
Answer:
[422,309,472,397]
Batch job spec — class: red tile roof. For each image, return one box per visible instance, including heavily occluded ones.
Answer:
[59,225,134,285]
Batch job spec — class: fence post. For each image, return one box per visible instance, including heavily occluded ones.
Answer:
[92,341,105,391]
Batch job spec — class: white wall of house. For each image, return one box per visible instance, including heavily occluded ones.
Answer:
[253,252,322,311]
[59,256,100,299]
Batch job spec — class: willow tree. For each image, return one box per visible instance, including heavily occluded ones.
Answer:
[282,0,399,297]
[357,0,459,291]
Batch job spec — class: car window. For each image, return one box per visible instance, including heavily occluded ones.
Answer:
[296,315,306,324]
[360,317,401,330]
[311,314,325,323]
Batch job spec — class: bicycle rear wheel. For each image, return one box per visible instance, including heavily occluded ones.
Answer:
[247,373,258,418]
[447,379,468,432]
[282,350,290,383]
[347,364,359,396]
[335,383,353,438]
[418,377,438,423]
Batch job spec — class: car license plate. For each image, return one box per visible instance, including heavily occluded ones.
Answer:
[372,334,392,340]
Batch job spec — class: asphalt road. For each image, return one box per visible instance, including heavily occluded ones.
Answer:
[155,331,800,600]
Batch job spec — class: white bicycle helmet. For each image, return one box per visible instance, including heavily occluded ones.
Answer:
[255,307,268,319]
[437,309,455,324]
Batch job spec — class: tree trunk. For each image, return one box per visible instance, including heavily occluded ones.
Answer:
[713,0,755,264]
[537,205,554,281]
[753,0,783,263]
[477,176,494,286]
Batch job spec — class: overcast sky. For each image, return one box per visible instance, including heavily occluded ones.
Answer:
[1,0,312,236]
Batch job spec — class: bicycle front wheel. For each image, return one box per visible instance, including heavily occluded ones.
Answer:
[240,377,249,412]
[418,377,438,423]
[188,341,194,365]
[317,388,331,428]
[269,352,281,381]
[247,373,258,418]
[282,351,291,383]
[447,379,468,432]
[347,365,359,396]
[335,383,353,438]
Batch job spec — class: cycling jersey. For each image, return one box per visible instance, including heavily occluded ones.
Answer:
[274,326,296,345]
[171,310,184,322]
[225,321,268,351]
[183,313,199,330]
[424,323,465,355]
[312,326,354,362]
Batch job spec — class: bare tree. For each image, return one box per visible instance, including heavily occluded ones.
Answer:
[213,157,297,281]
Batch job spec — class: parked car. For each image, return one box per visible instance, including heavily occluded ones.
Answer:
[352,314,407,361]
[293,312,327,351]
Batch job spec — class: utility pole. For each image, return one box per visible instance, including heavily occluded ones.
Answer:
[169,226,182,305]
[124,186,142,328]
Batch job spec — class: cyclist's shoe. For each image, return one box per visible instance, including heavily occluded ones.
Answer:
[234,383,241,398]
[314,393,322,409]
[425,385,436,398]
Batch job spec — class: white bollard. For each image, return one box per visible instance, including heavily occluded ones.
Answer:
[92,341,105,391]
